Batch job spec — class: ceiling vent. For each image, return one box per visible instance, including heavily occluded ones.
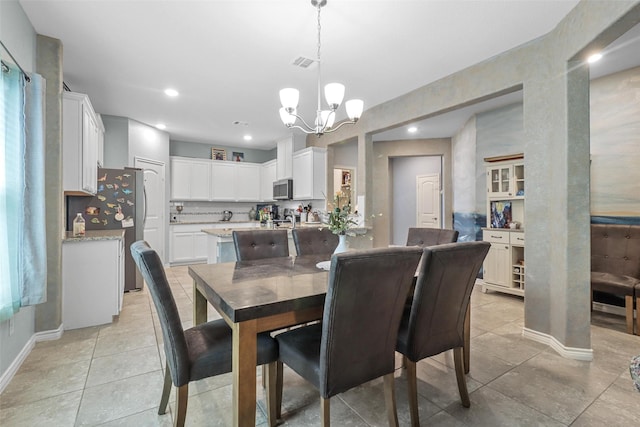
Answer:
[291,56,316,69]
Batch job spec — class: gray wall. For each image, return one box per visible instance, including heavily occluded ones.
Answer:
[101,115,128,168]
[0,0,37,379]
[170,139,275,164]
[391,156,442,245]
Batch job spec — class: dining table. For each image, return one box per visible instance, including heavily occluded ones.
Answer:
[188,254,331,427]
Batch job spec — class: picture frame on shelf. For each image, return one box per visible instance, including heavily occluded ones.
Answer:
[211,148,226,161]
[232,151,244,162]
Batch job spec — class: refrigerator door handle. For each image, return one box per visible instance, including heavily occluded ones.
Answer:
[143,187,148,227]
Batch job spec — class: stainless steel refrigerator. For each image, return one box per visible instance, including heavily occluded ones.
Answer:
[66,167,145,291]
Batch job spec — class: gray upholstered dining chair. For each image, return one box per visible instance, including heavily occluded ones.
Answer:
[274,246,423,426]
[292,227,338,255]
[130,241,280,427]
[397,241,490,427]
[232,229,289,261]
[405,227,459,247]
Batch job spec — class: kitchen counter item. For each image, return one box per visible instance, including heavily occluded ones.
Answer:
[221,210,233,221]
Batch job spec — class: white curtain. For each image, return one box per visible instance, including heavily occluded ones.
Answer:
[0,57,47,322]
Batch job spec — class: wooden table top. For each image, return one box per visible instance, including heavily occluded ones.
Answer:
[188,255,330,323]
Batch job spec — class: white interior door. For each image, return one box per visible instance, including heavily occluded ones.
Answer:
[134,157,166,262]
[416,174,441,228]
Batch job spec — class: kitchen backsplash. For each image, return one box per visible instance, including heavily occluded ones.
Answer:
[170,200,324,223]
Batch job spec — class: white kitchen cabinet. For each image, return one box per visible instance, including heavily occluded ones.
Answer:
[482,230,511,288]
[276,135,306,179]
[62,235,124,329]
[169,223,212,265]
[96,114,105,168]
[292,147,327,200]
[482,155,526,297]
[235,163,261,201]
[486,161,524,200]
[63,91,103,195]
[210,161,237,200]
[260,160,277,202]
[170,157,211,201]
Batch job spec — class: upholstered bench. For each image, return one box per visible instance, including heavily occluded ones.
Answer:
[591,224,640,334]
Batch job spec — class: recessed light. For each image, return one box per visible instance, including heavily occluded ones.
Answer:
[243,135,253,141]
[408,126,418,133]
[156,123,166,130]
[587,53,602,64]
[164,88,179,97]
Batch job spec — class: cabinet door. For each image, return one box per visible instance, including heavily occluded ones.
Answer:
[82,103,98,194]
[170,158,193,200]
[235,163,260,201]
[193,232,208,261]
[170,158,211,200]
[211,162,236,200]
[170,232,195,263]
[189,160,211,200]
[277,137,293,179]
[292,150,313,199]
[487,165,513,198]
[483,243,511,287]
[261,160,276,201]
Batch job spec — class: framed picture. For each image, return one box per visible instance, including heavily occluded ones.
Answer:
[211,148,226,161]
[232,151,244,162]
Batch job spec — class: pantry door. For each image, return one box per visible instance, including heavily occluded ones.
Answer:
[416,174,441,228]
[135,157,166,262]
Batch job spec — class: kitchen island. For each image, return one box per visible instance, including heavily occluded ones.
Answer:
[203,224,373,264]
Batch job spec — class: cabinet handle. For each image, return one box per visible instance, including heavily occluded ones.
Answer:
[490,235,503,239]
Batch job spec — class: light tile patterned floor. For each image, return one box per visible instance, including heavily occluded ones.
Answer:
[1,265,639,426]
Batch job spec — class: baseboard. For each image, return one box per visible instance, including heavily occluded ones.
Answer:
[523,327,594,361]
[0,323,64,393]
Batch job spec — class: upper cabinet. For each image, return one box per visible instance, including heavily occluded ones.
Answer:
[170,157,211,201]
[292,147,327,200]
[170,156,264,202]
[260,160,277,202]
[276,134,306,180]
[486,159,524,199]
[63,92,104,195]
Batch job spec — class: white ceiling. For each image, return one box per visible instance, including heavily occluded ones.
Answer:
[19,0,595,149]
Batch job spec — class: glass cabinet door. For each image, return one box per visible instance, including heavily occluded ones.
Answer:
[500,167,510,193]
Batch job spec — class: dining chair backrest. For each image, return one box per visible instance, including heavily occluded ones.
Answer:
[401,241,490,361]
[232,229,289,261]
[406,227,459,247]
[130,241,190,386]
[320,246,423,397]
[292,227,338,255]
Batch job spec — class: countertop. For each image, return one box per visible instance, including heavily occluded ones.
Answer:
[62,229,125,242]
[169,220,261,226]
[482,227,524,233]
[202,224,371,238]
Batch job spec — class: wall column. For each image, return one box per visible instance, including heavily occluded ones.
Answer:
[35,35,63,332]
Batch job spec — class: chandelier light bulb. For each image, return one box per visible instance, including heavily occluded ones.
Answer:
[279,88,300,111]
[345,99,364,121]
[324,83,345,110]
[279,107,297,126]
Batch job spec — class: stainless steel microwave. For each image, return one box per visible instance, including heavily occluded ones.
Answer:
[273,179,293,200]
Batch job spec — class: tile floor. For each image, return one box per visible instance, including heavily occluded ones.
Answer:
[1,265,640,426]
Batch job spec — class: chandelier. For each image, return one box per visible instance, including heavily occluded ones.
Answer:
[278,0,364,136]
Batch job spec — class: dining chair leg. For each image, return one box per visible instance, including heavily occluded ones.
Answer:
[159,361,172,415]
[405,359,419,427]
[383,373,399,427]
[174,384,189,427]
[636,296,639,336]
[320,396,330,427]
[453,347,470,408]
[264,362,278,427]
[276,361,284,418]
[464,303,471,374]
[625,295,634,334]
